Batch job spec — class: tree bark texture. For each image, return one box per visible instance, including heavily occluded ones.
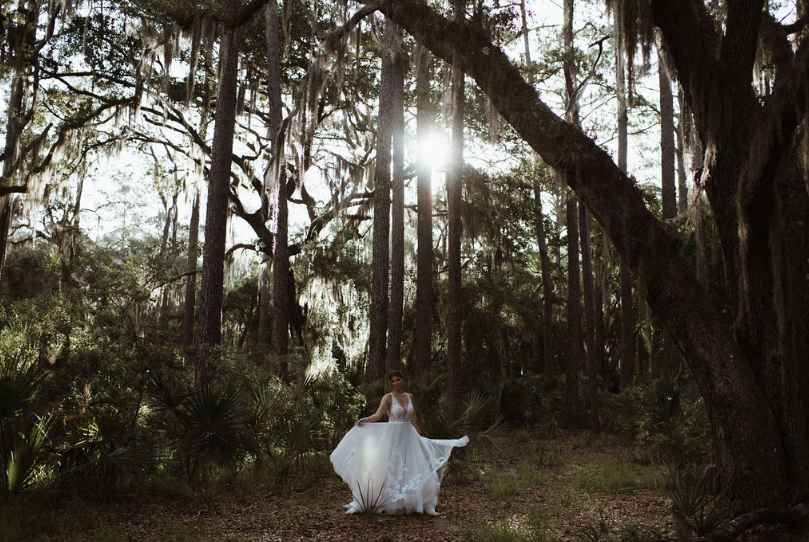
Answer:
[579,202,599,433]
[446,0,466,402]
[197,0,241,383]
[532,178,554,378]
[267,0,289,367]
[613,4,635,391]
[658,53,680,379]
[0,67,26,295]
[364,0,809,507]
[415,47,434,377]
[368,17,396,381]
[183,189,200,346]
[258,1,285,347]
[387,21,406,370]
[564,193,580,427]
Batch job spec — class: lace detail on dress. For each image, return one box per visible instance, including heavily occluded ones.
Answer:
[389,393,413,422]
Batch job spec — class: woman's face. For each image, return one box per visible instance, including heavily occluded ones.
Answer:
[390,376,403,391]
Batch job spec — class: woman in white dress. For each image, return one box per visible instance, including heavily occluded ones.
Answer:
[330,371,469,515]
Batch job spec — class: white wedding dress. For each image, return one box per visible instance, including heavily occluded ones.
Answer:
[330,393,469,515]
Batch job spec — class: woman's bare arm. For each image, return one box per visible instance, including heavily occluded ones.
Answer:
[355,394,390,425]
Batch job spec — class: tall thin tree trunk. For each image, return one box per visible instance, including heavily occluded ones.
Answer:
[0,67,26,294]
[415,46,434,377]
[619,259,634,387]
[595,233,607,379]
[368,17,396,381]
[267,0,290,370]
[183,189,200,346]
[580,202,599,432]
[562,0,581,425]
[197,0,241,384]
[259,0,284,349]
[159,193,178,328]
[533,178,554,378]
[659,53,680,379]
[676,91,689,214]
[387,22,406,370]
[614,5,634,389]
[565,192,581,427]
[447,0,466,402]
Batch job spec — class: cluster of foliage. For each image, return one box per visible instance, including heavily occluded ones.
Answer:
[0,240,367,499]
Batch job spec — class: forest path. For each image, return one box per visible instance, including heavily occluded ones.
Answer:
[25,430,675,541]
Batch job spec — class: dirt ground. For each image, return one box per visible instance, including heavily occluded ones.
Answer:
[12,429,683,541]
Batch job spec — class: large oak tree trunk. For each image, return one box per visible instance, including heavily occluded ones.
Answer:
[366,0,808,508]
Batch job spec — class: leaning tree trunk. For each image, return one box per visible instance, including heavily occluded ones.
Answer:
[446,0,466,403]
[368,17,396,381]
[197,0,241,384]
[658,52,680,379]
[387,21,406,370]
[415,46,434,377]
[362,0,808,509]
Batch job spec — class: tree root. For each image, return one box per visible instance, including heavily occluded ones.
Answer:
[699,501,809,542]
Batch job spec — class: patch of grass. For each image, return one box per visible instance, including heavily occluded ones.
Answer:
[517,462,549,488]
[522,442,566,469]
[484,469,521,504]
[0,511,23,542]
[574,458,637,495]
[576,522,674,542]
[473,508,551,542]
[637,466,666,491]
[571,432,605,450]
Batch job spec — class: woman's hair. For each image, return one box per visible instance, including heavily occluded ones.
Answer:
[388,370,403,381]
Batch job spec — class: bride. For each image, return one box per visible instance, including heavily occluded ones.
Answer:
[330,371,469,515]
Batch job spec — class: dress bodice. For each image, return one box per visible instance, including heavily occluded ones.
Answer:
[389,393,413,422]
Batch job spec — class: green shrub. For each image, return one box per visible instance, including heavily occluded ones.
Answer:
[601,376,711,467]
[664,463,728,537]
[500,374,564,428]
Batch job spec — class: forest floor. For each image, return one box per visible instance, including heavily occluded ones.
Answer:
[9,429,679,541]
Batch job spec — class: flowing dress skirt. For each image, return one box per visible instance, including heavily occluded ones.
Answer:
[330,422,469,514]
